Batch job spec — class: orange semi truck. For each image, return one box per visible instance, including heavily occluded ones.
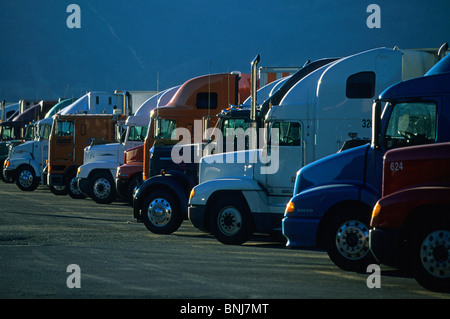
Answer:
[47,113,125,198]
[114,72,251,203]
[369,142,450,293]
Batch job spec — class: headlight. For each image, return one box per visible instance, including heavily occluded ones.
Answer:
[189,188,195,200]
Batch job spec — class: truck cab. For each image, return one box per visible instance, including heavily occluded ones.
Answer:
[133,61,325,235]
[132,72,252,233]
[3,117,54,191]
[47,114,125,198]
[75,91,159,204]
[141,72,251,182]
[282,47,449,272]
[189,47,439,247]
[115,86,180,203]
[369,142,450,293]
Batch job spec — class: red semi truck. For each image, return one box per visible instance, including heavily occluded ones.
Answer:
[369,142,450,293]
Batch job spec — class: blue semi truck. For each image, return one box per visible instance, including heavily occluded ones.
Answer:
[282,47,450,272]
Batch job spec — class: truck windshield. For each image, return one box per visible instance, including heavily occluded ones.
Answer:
[1,126,15,140]
[384,101,437,149]
[154,118,176,139]
[128,125,148,142]
[56,121,74,137]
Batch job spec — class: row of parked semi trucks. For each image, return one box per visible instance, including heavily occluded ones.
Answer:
[1,44,449,293]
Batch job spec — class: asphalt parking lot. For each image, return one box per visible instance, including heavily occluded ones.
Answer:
[0,182,448,302]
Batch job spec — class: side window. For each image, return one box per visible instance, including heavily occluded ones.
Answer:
[128,126,148,142]
[154,119,176,139]
[56,121,74,137]
[384,102,437,149]
[42,125,52,140]
[271,122,301,146]
[222,118,250,137]
[196,92,218,109]
[346,71,376,99]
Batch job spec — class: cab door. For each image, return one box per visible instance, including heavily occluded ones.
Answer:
[260,121,303,196]
[53,119,75,162]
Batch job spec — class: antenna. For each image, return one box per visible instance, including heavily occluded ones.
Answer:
[208,60,211,118]
[64,84,70,99]
[156,70,159,118]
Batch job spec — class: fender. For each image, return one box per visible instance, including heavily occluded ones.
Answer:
[284,183,379,248]
[189,177,264,207]
[10,157,42,179]
[133,172,193,219]
[372,186,450,229]
[78,160,119,179]
[28,158,43,179]
[292,184,362,219]
[293,183,380,218]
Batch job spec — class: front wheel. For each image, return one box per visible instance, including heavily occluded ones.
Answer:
[89,171,116,204]
[67,174,87,199]
[209,197,253,245]
[49,184,67,195]
[409,221,450,293]
[15,165,39,191]
[141,190,183,234]
[325,207,376,272]
[0,160,13,183]
[126,175,142,205]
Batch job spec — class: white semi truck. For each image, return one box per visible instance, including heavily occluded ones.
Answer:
[3,117,55,191]
[2,90,154,192]
[75,90,169,204]
[2,99,75,191]
[188,47,440,245]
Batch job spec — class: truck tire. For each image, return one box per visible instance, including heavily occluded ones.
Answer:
[0,159,13,183]
[89,171,116,204]
[325,206,376,272]
[15,165,39,191]
[409,220,450,293]
[210,197,253,245]
[126,175,142,205]
[49,184,67,195]
[67,174,87,199]
[141,190,183,234]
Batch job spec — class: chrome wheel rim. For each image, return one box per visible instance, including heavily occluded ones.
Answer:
[147,198,172,227]
[93,177,111,199]
[218,207,242,237]
[18,170,33,188]
[335,220,370,260]
[69,177,81,195]
[420,230,450,279]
